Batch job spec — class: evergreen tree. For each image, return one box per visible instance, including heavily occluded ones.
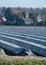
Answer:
[22,11,26,18]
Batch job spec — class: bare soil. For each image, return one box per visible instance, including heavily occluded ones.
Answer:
[0,51,46,61]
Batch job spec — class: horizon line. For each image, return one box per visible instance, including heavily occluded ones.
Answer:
[0,6,46,9]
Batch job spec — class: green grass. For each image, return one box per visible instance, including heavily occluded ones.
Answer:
[0,58,46,65]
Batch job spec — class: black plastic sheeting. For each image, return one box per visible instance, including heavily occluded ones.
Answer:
[0,27,46,57]
[0,42,27,56]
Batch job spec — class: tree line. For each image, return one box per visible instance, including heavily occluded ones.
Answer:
[0,7,46,26]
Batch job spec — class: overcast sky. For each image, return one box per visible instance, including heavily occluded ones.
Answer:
[0,0,46,8]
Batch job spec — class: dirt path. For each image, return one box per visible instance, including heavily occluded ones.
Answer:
[0,51,46,61]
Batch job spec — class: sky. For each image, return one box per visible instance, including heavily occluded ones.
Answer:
[0,0,46,8]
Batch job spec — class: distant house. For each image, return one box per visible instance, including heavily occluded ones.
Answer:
[2,17,6,22]
[37,14,46,22]
[37,14,42,22]
[23,12,33,25]
[26,12,29,18]
[41,15,46,22]
[23,17,33,25]
[10,8,23,18]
